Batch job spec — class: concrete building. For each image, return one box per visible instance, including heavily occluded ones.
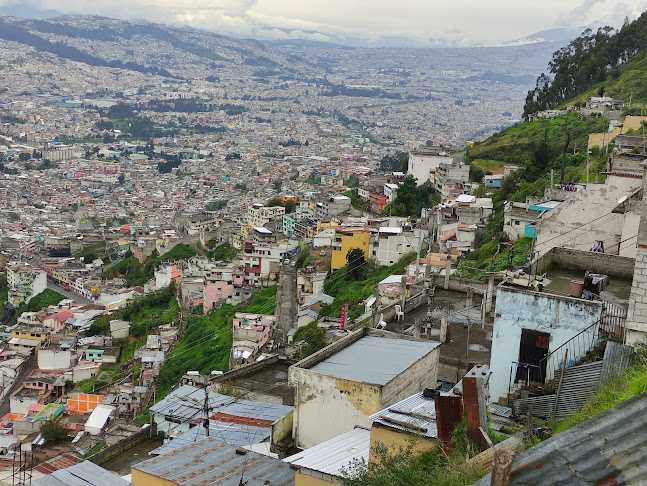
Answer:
[383,183,399,203]
[626,216,647,345]
[433,161,469,197]
[483,174,504,189]
[231,312,276,367]
[248,203,285,228]
[289,328,441,449]
[38,348,73,370]
[331,228,371,271]
[488,285,603,404]
[42,143,78,162]
[370,227,424,266]
[407,149,453,185]
[313,195,351,219]
[6,265,47,306]
[534,174,643,258]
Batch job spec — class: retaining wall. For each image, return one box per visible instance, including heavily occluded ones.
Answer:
[534,247,635,279]
[87,426,150,466]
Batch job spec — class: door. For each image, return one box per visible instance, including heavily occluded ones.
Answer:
[516,328,550,385]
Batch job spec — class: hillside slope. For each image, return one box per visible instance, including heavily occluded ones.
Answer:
[466,112,607,168]
[562,50,647,109]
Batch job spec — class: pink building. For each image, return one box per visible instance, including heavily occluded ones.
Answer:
[231,312,276,368]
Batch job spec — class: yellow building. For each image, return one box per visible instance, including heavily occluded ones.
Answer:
[285,391,438,486]
[367,391,437,460]
[9,327,50,353]
[331,229,371,271]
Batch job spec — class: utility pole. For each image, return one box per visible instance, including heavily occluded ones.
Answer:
[586,139,590,184]
[202,383,210,437]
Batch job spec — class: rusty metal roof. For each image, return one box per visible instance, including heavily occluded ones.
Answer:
[473,390,647,485]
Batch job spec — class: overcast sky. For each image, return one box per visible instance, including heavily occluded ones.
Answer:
[1,0,647,46]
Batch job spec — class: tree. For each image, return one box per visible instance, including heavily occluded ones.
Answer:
[40,418,69,444]
[266,197,283,207]
[298,325,327,358]
[346,248,366,281]
[284,200,296,213]
[560,118,571,184]
[468,165,484,183]
[525,125,551,182]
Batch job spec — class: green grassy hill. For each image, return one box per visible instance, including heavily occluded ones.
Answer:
[466,112,607,168]
[561,50,647,109]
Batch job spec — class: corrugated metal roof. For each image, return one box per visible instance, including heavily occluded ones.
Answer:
[283,427,370,476]
[151,420,271,455]
[149,385,292,424]
[473,390,647,486]
[32,461,133,486]
[134,437,294,486]
[369,392,438,439]
[310,336,440,386]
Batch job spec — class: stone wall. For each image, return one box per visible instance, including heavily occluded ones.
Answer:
[534,246,635,279]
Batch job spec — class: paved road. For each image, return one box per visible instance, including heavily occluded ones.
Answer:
[47,281,93,305]
[276,258,297,344]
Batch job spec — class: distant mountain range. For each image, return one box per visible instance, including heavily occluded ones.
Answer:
[503,27,587,47]
[0,3,581,50]
[0,14,564,83]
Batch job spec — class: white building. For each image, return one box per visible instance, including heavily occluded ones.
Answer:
[6,265,47,306]
[407,150,453,185]
[370,227,425,266]
[248,204,285,228]
[383,183,399,202]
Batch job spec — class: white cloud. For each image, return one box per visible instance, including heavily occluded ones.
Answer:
[1,0,646,46]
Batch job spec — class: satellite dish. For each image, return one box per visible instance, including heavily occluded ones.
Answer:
[617,196,628,205]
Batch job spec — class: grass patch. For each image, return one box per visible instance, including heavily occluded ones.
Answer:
[87,285,178,337]
[205,242,238,261]
[156,286,277,398]
[121,338,145,364]
[470,159,512,175]
[292,321,317,343]
[551,346,647,436]
[466,112,607,167]
[322,252,416,322]
[77,369,120,394]
[341,420,484,486]
[102,244,197,287]
[455,237,534,280]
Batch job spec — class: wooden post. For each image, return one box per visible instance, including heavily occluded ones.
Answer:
[526,405,534,440]
[552,350,568,418]
[491,448,515,486]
